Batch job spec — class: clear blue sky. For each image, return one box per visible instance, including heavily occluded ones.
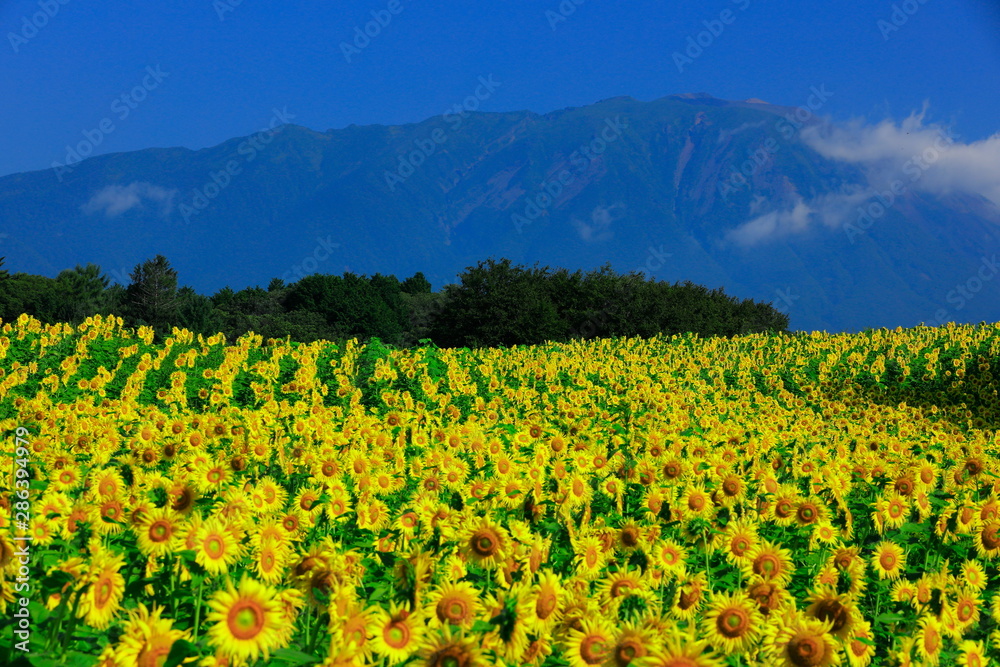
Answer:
[1,0,998,178]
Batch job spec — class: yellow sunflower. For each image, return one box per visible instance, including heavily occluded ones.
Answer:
[871,540,906,581]
[564,616,615,667]
[206,576,289,663]
[914,613,944,665]
[573,533,609,579]
[843,618,875,667]
[370,602,425,665]
[525,569,564,634]
[957,639,988,667]
[638,624,725,667]
[651,538,688,578]
[416,626,484,667]
[701,589,763,656]
[718,516,759,567]
[77,549,126,630]
[458,518,510,570]
[804,586,859,641]
[134,507,183,558]
[762,607,841,667]
[115,603,192,667]
[425,580,481,629]
[740,540,795,587]
[194,516,245,575]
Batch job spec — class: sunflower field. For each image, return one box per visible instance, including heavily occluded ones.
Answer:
[2,313,1000,666]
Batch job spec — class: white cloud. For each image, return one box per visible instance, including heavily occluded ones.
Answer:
[800,107,1000,207]
[572,202,624,243]
[81,182,177,218]
[726,197,813,246]
[727,106,1000,246]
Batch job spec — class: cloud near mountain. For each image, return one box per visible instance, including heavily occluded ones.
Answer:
[81,182,178,218]
[727,106,1000,247]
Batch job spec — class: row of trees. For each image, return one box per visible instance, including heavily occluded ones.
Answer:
[0,256,789,347]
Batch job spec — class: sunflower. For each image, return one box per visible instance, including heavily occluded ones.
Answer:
[416,626,485,667]
[718,516,759,567]
[809,521,841,551]
[843,618,874,667]
[526,570,564,634]
[877,493,910,531]
[616,521,646,553]
[458,518,510,570]
[115,603,192,667]
[701,589,763,656]
[638,624,725,667]
[715,473,749,507]
[135,507,183,558]
[607,622,659,667]
[948,589,981,634]
[914,613,944,665]
[193,460,231,494]
[795,496,829,527]
[804,586,859,641]
[974,522,1000,559]
[957,639,988,667]
[596,568,650,612]
[871,540,906,581]
[745,579,787,617]
[959,559,988,593]
[762,607,840,667]
[370,602,425,665]
[679,484,714,520]
[89,468,127,500]
[669,571,708,622]
[651,538,688,578]
[254,542,288,585]
[77,549,126,630]
[426,580,481,628]
[573,533,609,579]
[740,540,795,587]
[564,616,615,667]
[768,486,800,527]
[329,598,374,664]
[194,516,245,575]
[206,576,289,663]
[93,498,128,535]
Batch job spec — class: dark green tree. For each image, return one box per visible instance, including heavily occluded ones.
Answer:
[125,255,179,337]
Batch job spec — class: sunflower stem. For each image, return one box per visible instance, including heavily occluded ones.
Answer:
[193,578,204,642]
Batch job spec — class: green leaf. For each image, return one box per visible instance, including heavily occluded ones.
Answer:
[272,648,322,665]
[164,639,199,667]
[471,620,494,632]
[874,612,907,624]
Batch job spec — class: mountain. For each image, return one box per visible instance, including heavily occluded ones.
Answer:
[2,94,999,333]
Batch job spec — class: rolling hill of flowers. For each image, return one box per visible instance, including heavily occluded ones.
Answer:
[2,313,1000,666]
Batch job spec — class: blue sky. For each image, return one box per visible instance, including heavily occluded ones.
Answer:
[1,0,998,178]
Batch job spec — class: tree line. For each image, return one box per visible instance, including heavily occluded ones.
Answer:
[0,255,790,347]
